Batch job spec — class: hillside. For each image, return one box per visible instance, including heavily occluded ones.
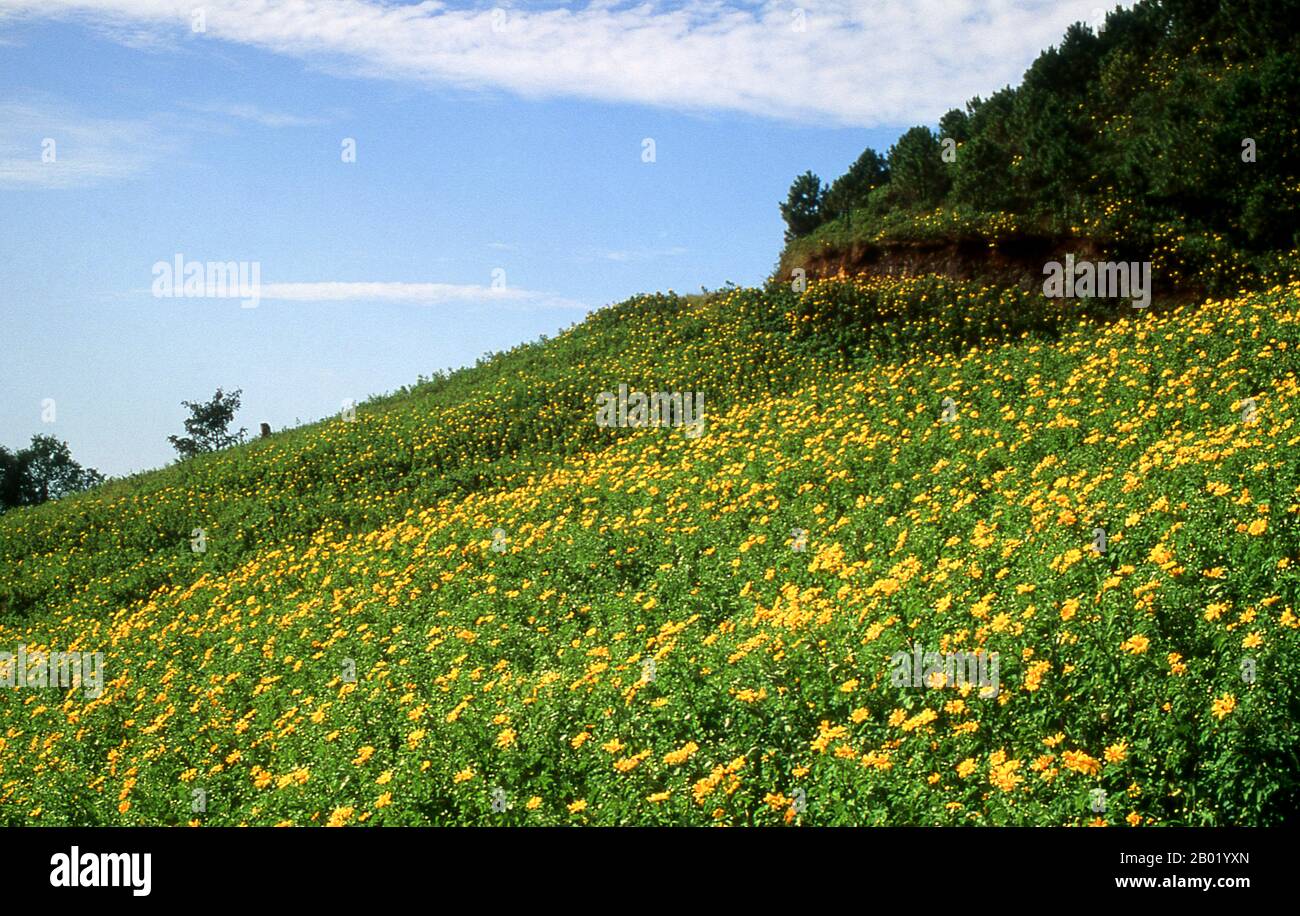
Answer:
[2,275,1299,825]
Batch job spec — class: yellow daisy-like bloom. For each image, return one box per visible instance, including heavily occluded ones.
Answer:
[453,767,475,783]
[1242,632,1262,649]
[375,792,392,809]
[525,796,542,810]
[1247,518,1268,536]
[1062,749,1101,776]
[647,791,671,803]
[613,750,651,773]
[956,758,977,779]
[1120,634,1150,655]
[496,728,516,749]
[902,708,938,732]
[1211,694,1237,720]
[326,806,354,827]
[351,746,376,766]
[989,757,1023,793]
[567,799,588,814]
[1104,741,1128,764]
[811,720,848,753]
[663,741,699,766]
[376,770,393,785]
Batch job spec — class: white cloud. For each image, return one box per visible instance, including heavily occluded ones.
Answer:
[4,0,1121,127]
[0,98,168,188]
[183,101,331,128]
[579,245,689,263]
[258,280,588,310]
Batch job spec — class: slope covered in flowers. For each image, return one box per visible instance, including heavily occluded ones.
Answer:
[1,278,1298,825]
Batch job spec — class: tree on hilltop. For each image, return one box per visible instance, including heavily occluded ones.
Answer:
[168,388,247,461]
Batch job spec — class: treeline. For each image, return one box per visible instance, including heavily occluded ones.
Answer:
[782,0,1300,253]
[0,436,103,511]
[0,388,250,513]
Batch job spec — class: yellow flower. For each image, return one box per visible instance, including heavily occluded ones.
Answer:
[567,799,588,814]
[956,758,977,779]
[1211,694,1237,720]
[614,750,651,773]
[1247,518,1268,536]
[453,767,475,783]
[326,806,354,827]
[1104,742,1128,764]
[352,746,376,766]
[1062,750,1101,776]
[902,708,938,732]
[496,728,516,749]
[1120,634,1150,655]
[375,792,392,809]
[525,796,542,810]
[376,770,393,785]
[663,741,699,766]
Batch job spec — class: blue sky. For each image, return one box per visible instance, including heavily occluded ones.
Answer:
[0,1,1105,477]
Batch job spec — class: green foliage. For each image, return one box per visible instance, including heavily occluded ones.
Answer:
[779,0,1300,273]
[821,148,889,220]
[779,170,826,241]
[168,388,248,461]
[0,435,104,512]
[2,275,1298,825]
[885,126,950,211]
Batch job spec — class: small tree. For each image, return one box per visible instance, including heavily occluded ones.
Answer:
[169,388,247,460]
[779,171,826,241]
[823,148,890,220]
[885,126,951,210]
